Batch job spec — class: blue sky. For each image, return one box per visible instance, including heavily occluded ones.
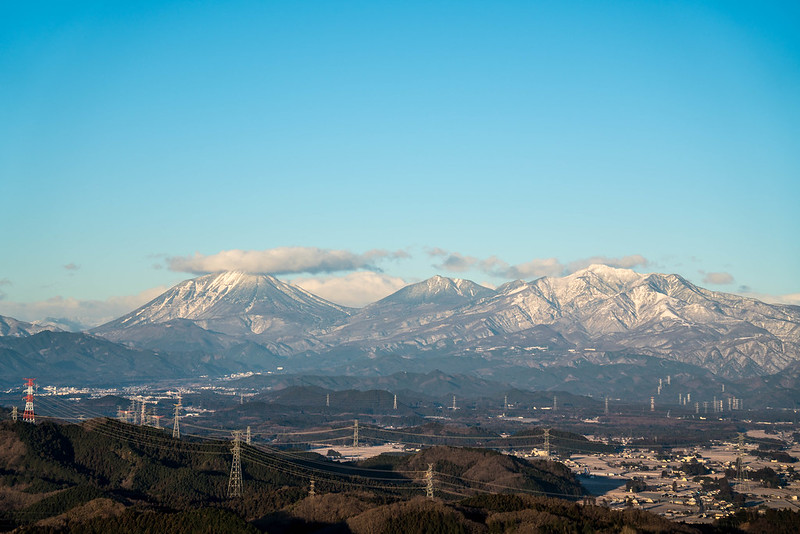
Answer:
[1,1,798,326]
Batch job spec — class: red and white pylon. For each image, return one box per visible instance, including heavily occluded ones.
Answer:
[22,378,35,424]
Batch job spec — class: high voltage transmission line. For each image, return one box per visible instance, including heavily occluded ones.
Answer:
[15,392,782,504]
[29,395,774,453]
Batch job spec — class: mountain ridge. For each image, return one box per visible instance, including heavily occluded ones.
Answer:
[7,265,799,381]
[0,314,62,337]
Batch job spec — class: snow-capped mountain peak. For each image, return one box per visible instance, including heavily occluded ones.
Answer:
[94,271,350,340]
[376,275,495,306]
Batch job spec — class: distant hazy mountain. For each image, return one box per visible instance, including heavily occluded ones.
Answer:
[0,314,62,337]
[378,275,495,306]
[0,327,287,386]
[0,330,179,385]
[89,267,800,380]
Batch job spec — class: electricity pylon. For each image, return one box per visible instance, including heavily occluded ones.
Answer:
[736,433,747,492]
[22,378,35,423]
[172,395,182,439]
[228,430,243,498]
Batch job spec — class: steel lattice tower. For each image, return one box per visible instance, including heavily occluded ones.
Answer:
[246,426,251,445]
[12,406,18,422]
[353,419,359,448]
[736,433,746,490]
[426,464,434,500]
[22,378,35,423]
[228,430,243,498]
[173,395,182,439]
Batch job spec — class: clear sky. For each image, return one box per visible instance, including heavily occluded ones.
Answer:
[1,1,798,327]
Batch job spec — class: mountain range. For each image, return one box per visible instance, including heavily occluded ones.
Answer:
[2,265,799,395]
[0,315,61,337]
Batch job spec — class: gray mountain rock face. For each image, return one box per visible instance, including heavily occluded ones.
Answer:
[90,266,800,378]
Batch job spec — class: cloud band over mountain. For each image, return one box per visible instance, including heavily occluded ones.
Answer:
[166,247,409,275]
[428,250,649,279]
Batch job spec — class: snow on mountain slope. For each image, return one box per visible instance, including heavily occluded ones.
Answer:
[94,271,351,343]
[433,265,800,376]
[0,315,62,337]
[320,265,799,376]
[90,266,800,378]
[319,276,496,345]
[378,275,495,306]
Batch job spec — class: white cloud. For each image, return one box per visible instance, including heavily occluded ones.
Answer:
[702,272,735,285]
[0,285,168,330]
[779,293,800,306]
[429,249,649,280]
[292,272,408,307]
[431,252,479,272]
[734,291,800,307]
[502,257,564,278]
[166,247,407,275]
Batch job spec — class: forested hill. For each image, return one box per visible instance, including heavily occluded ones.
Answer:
[1,418,798,533]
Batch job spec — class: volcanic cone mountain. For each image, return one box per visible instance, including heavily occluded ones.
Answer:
[93,271,352,352]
